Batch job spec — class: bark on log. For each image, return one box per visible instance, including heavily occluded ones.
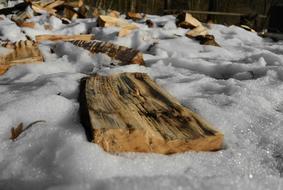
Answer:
[0,40,43,75]
[79,73,223,154]
[71,40,144,65]
[35,34,94,42]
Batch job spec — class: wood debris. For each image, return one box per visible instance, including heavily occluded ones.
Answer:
[177,12,220,47]
[71,40,144,65]
[146,19,154,28]
[195,35,220,47]
[0,40,44,75]
[79,73,223,154]
[176,12,202,29]
[126,12,145,21]
[97,15,138,36]
[35,34,94,43]
[185,25,209,38]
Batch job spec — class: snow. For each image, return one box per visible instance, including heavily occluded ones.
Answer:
[0,13,283,190]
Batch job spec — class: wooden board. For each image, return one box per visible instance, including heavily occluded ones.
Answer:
[0,40,43,75]
[79,73,223,154]
[35,34,94,42]
[71,40,144,65]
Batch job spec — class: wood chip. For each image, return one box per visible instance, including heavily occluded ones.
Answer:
[71,40,144,65]
[79,73,223,154]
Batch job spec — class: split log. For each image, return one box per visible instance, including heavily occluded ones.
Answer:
[71,40,144,65]
[126,12,145,21]
[107,10,120,18]
[15,21,36,28]
[118,25,139,37]
[35,34,94,42]
[176,12,202,29]
[79,73,223,154]
[97,15,135,28]
[185,25,208,38]
[0,40,43,75]
[194,35,220,47]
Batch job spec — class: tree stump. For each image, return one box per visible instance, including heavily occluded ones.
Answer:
[79,73,223,154]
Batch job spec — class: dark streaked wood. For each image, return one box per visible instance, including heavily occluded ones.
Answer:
[79,73,223,154]
[71,40,144,65]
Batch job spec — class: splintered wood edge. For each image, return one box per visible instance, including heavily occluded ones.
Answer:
[79,73,224,154]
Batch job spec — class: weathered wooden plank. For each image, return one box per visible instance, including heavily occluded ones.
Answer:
[35,34,94,42]
[71,40,144,65]
[0,40,43,75]
[79,73,223,154]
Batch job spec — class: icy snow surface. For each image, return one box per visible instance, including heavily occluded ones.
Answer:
[0,14,283,190]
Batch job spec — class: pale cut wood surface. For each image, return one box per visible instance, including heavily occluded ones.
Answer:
[36,34,94,42]
[71,40,144,65]
[79,73,223,154]
[0,40,43,75]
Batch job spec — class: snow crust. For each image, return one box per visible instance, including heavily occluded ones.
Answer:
[0,14,283,190]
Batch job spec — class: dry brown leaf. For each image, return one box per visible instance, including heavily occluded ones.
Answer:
[9,120,46,141]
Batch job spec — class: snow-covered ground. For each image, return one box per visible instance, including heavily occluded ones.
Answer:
[0,13,283,190]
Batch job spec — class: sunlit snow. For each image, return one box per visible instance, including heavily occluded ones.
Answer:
[0,14,282,190]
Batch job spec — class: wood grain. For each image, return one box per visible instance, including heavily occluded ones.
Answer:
[0,40,43,75]
[36,34,94,43]
[71,40,144,65]
[79,73,223,154]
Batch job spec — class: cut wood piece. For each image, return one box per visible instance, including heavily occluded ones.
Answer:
[107,10,120,18]
[0,40,43,75]
[118,24,139,37]
[176,12,202,29]
[195,35,220,47]
[71,40,144,65]
[44,0,65,9]
[35,34,94,42]
[79,73,223,154]
[15,21,36,28]
[31,4,57,15]
[186,25,209,38]
[126,12,145,21]
[97,15,135,28]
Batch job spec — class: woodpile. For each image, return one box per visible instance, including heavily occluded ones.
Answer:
[0,40,43,75]
[79,73,223,154]
[71,40,144,65]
